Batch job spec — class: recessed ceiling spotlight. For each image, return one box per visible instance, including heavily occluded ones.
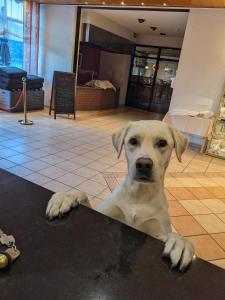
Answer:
[141,2,145,5]
[102,1,106,4]
[160,32,166,35]
[163,2,167,6]
[138,18,146,23]
[121,1,125,5]
[150,26,157,31]
[84,1,88,4]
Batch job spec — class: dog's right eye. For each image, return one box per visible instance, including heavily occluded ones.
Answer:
[129,137,139,146]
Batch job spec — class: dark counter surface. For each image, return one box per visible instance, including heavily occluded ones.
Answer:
[0,168,225,300]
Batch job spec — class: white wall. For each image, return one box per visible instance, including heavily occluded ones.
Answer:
[136,34,183,48]
[170,9,225,113]
[38,5,77,106]
[81,10,136,42]
[99,51,131,105]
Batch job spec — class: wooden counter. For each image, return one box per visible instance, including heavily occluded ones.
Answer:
[76,86,119,110]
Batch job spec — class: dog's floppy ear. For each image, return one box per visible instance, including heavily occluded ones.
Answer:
[112,123,131,158]
[170,126,188,162]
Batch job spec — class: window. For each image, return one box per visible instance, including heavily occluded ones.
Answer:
[0,0,24,68]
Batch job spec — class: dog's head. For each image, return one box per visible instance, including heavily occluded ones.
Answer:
[112,120,188,184]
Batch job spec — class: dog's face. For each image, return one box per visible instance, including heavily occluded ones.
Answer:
[112,120,188,184]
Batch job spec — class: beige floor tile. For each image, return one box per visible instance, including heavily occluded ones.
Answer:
[187,235,225,260]
[82,152,102,160]
[164,178,185,187]
[40,154,65,165]
[71,156,93,166]
[210,259,225,269]
[164,189,176,201]
[194,214,225,233]
[210,178,225,187]
[76,180,106,196]
[200,199,225,214]
[57,173,86,187]
[217,213,225,223]
[170,173,191,178]
[195,178,218,187]
[168,201,189,217]
[171,216,206,236]
[73,167,99,179]
[188,172,208,178]
[97,156,118,166]
[88,161,111,172]
[91,173,107,186]
[206,187,225,198]
[8,165,34,177]
[38,165,67,179]
[23,160,50,171]
[211,233,225,251]
[167,187,196,200]
[176,178,202,187]
[56,160,83,172]
[180,200,211,215]
[207,164,225,173]
[187,187,215,199]
[206,172,225,178]
[24,172,51,185]
[43,180,71,192]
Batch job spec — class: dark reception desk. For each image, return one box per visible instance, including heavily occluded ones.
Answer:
[0,168,225,300]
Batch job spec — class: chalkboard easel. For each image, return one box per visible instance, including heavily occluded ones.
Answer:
[49,71,76,120]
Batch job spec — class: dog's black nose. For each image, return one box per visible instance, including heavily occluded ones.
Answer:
[136,158,153,172]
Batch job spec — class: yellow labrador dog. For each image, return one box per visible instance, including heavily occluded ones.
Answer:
[46,120,194,271]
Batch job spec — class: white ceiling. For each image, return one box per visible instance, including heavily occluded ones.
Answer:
[93,10,189,37]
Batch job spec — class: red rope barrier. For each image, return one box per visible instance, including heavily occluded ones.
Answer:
[0,92,23,111]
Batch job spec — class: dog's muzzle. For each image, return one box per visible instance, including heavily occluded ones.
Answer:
[135,157,153,182]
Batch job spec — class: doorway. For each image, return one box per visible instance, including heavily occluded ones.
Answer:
[126,45,180,113]
[75,8,188,114]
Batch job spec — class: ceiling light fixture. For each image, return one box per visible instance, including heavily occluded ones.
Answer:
[163,2,167,6]
[138,18,146,23]
[141,2,145,5]
[102,1,106,4]
[121,1,125,5]
[150,26,157,31]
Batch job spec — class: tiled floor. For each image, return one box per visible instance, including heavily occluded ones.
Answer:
[1,108,225,270]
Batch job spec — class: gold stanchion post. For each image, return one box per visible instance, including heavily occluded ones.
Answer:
[19,77,33,125]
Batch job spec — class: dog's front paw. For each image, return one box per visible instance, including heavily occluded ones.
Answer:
[46,191,88,220]
[163,232,195,271]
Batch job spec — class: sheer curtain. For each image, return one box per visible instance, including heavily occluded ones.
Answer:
[0,0,40,74]
[0,0,24,67]
[24,0,40,74]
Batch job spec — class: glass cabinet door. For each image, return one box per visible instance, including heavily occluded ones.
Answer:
[126,46,181,114]
[151,60,178,113]
[126,57,157,109]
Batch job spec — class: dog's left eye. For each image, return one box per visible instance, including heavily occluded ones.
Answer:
[129,137,139,146]
[157,139,167,148]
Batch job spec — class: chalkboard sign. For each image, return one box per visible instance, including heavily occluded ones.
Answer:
[49,71,76,119]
